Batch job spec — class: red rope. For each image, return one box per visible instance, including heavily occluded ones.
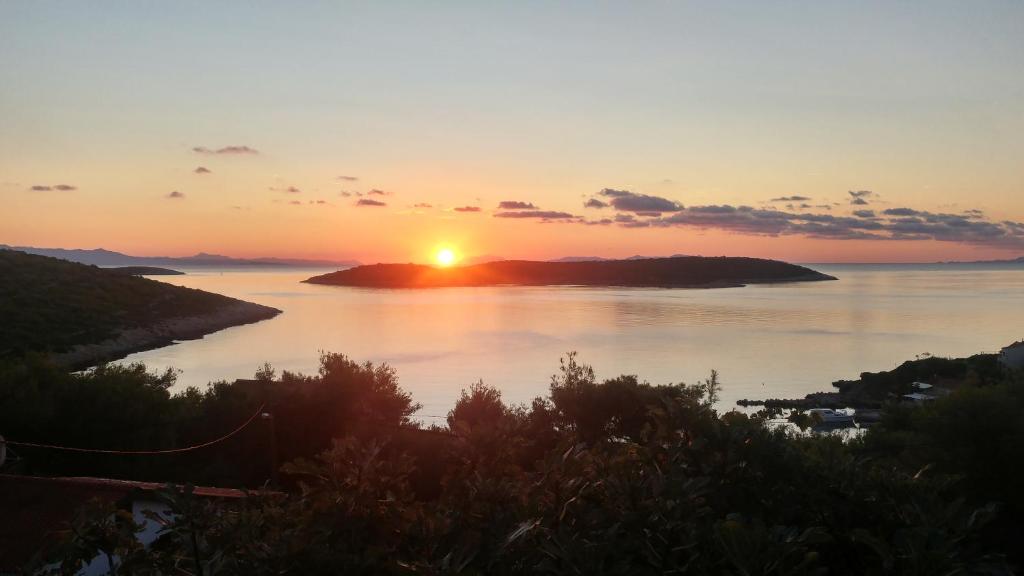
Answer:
[1,404,266,455]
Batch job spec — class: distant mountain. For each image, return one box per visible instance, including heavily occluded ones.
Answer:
[0,245,359,268]
[304,256,837,289]
[551,254,691,263]
[951,256,1024,264]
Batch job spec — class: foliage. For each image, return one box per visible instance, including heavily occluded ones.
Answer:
[15,353,1019,574]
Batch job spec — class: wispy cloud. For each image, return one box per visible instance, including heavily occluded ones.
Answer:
[193,145,259,155]
[194,166,212,174]
[494,210,576,220]
[270,186,302,194]
[584,198,609,209]
[498,200,537,210]
[167,191,185,199]
[29,184,77,191]
[413,203,433,208]
[337,175,359,181]
[356,198,386,207]
[454,206,481,212]
[770,195,811,202]
[367,189,390,196]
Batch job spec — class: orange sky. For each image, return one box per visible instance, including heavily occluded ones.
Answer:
[2,3,1022,263]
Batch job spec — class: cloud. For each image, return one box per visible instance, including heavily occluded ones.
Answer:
[167,191,185,199]
[851,198,869,205]
[30,184,77,191]
[498,200,538,210]
[289,200,302,205]
[849,190,873,198]
[194,166,212,174]
[356,198,386,207]
[367,189,389,196]
[413,203,432,208]
[339,191,353,197]
[494,210,576,219]
[598,188,682,213]
[560,202,1024,249]
[454,206,481,212]
[271,186,302,194]
[337,175,359,181]
[770,196,811,202]
[584,198,609,209]
[193,145,259,155]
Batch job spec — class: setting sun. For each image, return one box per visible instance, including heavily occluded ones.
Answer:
[435,248,457,267]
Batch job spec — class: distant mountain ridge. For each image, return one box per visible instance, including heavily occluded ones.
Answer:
[0,245,359,268]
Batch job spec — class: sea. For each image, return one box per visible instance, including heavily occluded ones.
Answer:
[117,264,1024,422]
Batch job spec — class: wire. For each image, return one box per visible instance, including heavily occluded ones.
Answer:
[1,403,266,456]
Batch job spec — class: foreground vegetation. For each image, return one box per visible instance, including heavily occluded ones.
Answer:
[2,350,1020,575]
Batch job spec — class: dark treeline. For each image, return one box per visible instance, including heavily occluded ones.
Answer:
[3,352,1022,574]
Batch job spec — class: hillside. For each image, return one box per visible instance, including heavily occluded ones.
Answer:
[304,256,836,288]
[0,249,280,365]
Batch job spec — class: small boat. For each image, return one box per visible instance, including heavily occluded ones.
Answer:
[807,408,856,425]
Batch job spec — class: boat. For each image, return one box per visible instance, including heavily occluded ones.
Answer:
[806,408,856,425]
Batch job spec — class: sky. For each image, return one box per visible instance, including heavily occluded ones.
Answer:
[1,1,1022,264]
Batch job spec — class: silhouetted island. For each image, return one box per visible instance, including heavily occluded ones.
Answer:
[303,256,837,288]
[0,249,281,367]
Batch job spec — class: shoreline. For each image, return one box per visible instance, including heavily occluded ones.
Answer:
[53,301,282,370]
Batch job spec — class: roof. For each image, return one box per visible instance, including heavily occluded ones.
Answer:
[1003,340,1024,351]
[0,474,270,571]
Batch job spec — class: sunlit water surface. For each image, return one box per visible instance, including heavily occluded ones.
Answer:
[119,265,1024,421]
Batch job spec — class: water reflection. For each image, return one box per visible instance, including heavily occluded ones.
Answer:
[118,264,1024,417]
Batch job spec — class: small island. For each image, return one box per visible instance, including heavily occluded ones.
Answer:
[0,249,281,368]
[303,256,837,288]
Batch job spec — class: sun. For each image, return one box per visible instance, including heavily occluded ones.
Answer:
[435,248,457,267]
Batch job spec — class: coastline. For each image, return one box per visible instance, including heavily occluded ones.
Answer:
[53,301,281,370]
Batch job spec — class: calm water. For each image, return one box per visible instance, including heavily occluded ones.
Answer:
[119,265,1024,420]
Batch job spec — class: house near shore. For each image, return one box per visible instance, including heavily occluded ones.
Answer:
[999,341,1024,370]
[0,474,272,575]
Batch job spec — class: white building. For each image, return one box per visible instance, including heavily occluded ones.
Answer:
[999,341,1024,370]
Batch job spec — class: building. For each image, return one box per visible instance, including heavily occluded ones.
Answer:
[999,341,1024,370]
[0,474,267,575]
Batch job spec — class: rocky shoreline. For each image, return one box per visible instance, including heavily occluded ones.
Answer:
[53,301,281,370]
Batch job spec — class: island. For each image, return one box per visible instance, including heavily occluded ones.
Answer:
[302,256,837,288]
[0,249,281,368]
[107,266,185,276]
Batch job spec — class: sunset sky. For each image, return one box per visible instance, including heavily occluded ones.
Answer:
[2,2,1022,263]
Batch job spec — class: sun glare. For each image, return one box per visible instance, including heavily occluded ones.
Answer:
[435,248,457,267]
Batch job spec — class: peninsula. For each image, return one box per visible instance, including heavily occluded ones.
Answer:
[303,256,837,288]
[0,249,281,368]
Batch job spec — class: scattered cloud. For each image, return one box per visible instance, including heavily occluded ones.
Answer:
[29,184,77,191]
[167,191,185,199]
[193,145,259,155]
[598,188,682,213]
[454,206,481,212]
[270,186,302,194]
[194,166,212,174]
[584,198,609,209]
[356,198,386,207]
[770,195,811,202]
[851,197,869,206]
[849,190,873,198]
[498,200,538,210]
[367,189,390,196]
[494,210,576,219]
[337,175,359,181]
[853,210,876,218]
[414,203,432,208]
[289,200,302,205]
